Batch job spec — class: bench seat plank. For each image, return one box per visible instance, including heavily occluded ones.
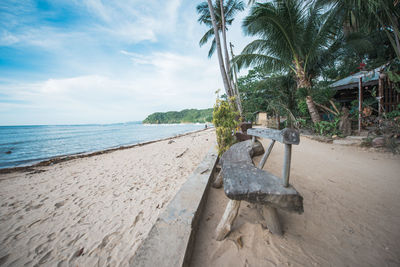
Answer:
[223,163,303,213]
[221,140,303,213]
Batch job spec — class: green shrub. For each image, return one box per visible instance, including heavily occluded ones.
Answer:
[313,117,341,136]
[297,99,309,117]
[386,104,400,119]
[212,96,240,156]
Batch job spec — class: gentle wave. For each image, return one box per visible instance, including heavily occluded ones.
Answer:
[0,122,206,169]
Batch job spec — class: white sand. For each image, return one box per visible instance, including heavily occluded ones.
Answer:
[191,136,400,267]
[0,129,215,266]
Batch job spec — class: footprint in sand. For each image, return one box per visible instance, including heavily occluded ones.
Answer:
[26,203,43,211]
[38,250,52,265]
[47,233,56,241]
[35,242,49,255]
[0,254,9,265]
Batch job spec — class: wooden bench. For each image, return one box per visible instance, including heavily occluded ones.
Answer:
[215,128,303,240]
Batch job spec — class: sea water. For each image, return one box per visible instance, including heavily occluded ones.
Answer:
[0,122,207,169]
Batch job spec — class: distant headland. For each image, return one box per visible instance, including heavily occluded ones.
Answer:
[143,108,213,124]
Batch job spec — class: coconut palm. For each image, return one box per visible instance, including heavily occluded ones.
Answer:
[203,0,233,100]
[197,0,245,58]
[317,0,400,60]
[197,0,245,115]
[234,0,342,123]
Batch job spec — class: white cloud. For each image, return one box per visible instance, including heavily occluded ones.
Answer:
[0,30,19,46]
[0,0,252,125]
[0,50,222,124]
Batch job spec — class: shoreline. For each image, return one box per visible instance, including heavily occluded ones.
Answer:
[0,127,211,175]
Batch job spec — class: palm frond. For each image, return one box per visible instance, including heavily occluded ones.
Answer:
[199,28,215,47]
[208,38,217,58]
[234,53,288,72]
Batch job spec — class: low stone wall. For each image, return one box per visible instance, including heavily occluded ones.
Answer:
[130,147,218,267]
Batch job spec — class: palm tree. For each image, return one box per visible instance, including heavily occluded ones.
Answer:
[197,0,245,116]
[317,0,400,60]
[203,0,233,99]
[196,0,245,58]
[234,0,341,123]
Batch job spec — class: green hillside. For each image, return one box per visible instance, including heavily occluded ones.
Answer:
[143,108,213,124]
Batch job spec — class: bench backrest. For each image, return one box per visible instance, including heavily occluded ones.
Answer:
[247,128,300,145]
[247,127,300,187]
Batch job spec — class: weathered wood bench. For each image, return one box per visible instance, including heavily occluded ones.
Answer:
[215,128,303,240]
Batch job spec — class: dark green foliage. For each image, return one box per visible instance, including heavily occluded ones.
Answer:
[313,117,341,136]
[237,67,298,123]
[386,105,400,119]
[235,0,342,81]
[143,108,213,124]
[296,83,336,106]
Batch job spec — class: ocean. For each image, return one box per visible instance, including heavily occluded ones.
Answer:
[0,122,207,169]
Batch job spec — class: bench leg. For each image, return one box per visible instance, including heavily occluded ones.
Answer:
[215,200,241,241]
[257,205,283,236]
[257,140,275,169]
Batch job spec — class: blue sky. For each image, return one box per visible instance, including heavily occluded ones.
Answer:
[0,0,251,125]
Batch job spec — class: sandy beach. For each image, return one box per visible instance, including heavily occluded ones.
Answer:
[191,136,400,267]
[0,129,215,266]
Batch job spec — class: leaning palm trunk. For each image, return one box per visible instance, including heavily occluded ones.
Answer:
[219,0,243,117]
[230,42,243,117]
[207,0,232,98]
[219,0,233,96]
[306,96,321,123]
[295,63,321,123]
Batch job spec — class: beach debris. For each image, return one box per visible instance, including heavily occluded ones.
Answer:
[54,201,65,209]
[29,169,46,174]
[75,247,84,257]
[5,150,12,154]
[236,236,243,248]
[200,168,209,174]
[168,140,175,144]
[372,137,385,147]
[176,148,188,158]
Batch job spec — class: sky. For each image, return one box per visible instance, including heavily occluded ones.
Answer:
[0,0,252,125]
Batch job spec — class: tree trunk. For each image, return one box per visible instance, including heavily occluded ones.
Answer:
[229,42,243,117]
[207,0,232,98]
[306,95,321,123]
[219,0,233,96]
[295,61,321,123]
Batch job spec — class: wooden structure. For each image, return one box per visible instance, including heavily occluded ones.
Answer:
[254,112,268,125]
[331,64,400,134]
[331,66,399,111]
[215,128,303,240]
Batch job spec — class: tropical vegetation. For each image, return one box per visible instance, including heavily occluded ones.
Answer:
[143,108,213,124]
[212,95,240,155]
[197,0,399,140]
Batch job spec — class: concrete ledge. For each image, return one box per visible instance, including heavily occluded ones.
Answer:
[130,147,218,267]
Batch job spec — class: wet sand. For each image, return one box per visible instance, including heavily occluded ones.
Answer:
[0,129,215,266]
